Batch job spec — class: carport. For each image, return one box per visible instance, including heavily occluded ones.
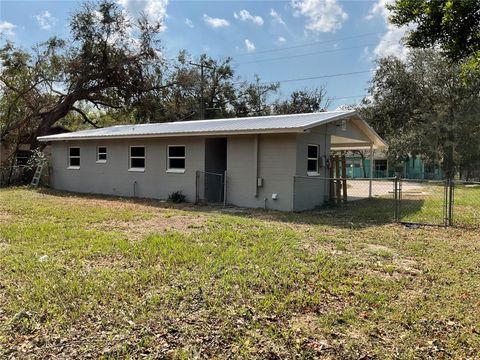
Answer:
[328,115,388,197]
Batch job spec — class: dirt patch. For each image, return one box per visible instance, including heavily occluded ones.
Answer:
[0,211,13,222]
[92,212,208,240]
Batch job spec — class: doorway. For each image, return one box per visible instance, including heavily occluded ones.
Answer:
[203,138,227,203]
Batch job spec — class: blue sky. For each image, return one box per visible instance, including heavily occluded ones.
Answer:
[0,0,407,109]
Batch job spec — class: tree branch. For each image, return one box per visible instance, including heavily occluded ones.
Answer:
[72,106,100,128]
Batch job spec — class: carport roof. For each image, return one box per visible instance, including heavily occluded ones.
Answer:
[38,110,387,149]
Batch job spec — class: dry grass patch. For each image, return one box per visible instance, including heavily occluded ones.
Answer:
[0,188,479,359]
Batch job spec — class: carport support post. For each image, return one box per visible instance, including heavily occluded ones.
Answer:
[369,144,374,198]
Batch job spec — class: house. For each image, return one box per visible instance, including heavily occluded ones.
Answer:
[344,151,443,180]
[38,110,387,211]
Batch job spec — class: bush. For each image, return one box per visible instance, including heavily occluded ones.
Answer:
[167,191,186,203]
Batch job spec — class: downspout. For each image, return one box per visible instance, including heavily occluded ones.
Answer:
[253,134,259,197]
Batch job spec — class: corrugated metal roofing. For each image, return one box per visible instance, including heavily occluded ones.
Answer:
[37,110,356,141]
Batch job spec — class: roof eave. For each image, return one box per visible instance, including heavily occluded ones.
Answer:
[37,127,306,142]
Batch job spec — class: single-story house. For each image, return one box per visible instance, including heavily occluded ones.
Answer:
[38,110,387,211]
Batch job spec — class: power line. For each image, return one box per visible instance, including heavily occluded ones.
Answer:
[235,43,377,65]
[255,70,371,85]
[234,31,383,58]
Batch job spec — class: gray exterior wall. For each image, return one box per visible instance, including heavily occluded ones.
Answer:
[293,125,331,211]
[50,137,204,202]
[226,134,297,211]
[49,120,371,212]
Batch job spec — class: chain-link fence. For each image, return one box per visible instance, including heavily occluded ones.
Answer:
[195,170,225,204]
[397,179,448,226]
[294,177,480,228]
[451,180,480,228]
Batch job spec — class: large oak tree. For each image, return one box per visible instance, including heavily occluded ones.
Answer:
[0,0,168,148]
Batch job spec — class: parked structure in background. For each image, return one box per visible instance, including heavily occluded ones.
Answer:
[344,151,443,180]
[38,110,387,211]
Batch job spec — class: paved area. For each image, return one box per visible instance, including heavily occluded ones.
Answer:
[345,179,429,200]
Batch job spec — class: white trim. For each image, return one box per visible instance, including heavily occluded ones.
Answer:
[167,144,186,172]
[96,146,107,163]
[68,146,81,169]
[166,169,185,174]
[307,144,319,176]
[129,145,146,171]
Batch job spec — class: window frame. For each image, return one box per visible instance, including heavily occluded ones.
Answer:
[307,144,320,176]
[68,146,81,170]
[96,146,107,163]
[166,145,186,174]
[128,145,145,172]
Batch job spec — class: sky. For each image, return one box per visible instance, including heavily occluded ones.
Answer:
[0,0,408,110]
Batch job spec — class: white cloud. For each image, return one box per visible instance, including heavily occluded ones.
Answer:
[0,21,16,37]
[270,8,286,26]
[35,10,57,30]
[245,39,256,52]
[234,9,263,26]
[203,14,230,28]
[278,36,287,43]
[117,0,169,28]
[185,18,194,28]
[291,0,348,33]
[365,0,390,20]
[366,0,410,59]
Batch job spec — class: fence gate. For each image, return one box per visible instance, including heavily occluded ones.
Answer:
[397,179,451,226]
[195,170,226,204]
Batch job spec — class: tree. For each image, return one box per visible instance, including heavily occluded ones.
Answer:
[0,0,167,151]
[388,0,480,70]
[361,49,480,178]
[273,87,330,114]
[233,75,279,117]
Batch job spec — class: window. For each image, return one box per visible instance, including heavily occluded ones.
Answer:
[307,144,319,175]
[129,146,145,171]
[375,160,387,171]
[167,145,186,173]
[97,147,107,163]
[68,147,80,169]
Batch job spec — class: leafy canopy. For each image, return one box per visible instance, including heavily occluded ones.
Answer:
[361,49,480,177]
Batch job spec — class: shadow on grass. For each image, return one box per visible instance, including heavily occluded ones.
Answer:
[34,188,427,229]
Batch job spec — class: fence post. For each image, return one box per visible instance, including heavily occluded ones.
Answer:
[223,170,227,206]
[448,179,454,226]
[195,170,199,204]
[394,176,398,222]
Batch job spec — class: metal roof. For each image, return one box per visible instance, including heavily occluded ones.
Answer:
[38,110,356,141]
[37,110,386,148]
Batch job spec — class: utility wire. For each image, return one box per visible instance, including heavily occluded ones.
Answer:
[251,70,371,85]
[327,95,368,101]
[235,43,377,65]
[234,31,383,57]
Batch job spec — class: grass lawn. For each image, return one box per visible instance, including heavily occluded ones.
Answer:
[0,188,479,359]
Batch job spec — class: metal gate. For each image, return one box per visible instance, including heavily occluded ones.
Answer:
[397,179,479,228]
[397,179,451,226]
[309,177,479,228]
[195,170,227,204]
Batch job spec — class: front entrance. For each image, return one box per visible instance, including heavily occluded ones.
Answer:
[197,138,227,203]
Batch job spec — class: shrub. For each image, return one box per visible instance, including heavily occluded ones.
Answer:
[167,191,186,203]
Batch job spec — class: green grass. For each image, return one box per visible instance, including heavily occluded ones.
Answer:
[399,182,480,226]
[0,188,479,358]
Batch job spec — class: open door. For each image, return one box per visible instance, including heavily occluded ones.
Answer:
[203,138,227,203]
